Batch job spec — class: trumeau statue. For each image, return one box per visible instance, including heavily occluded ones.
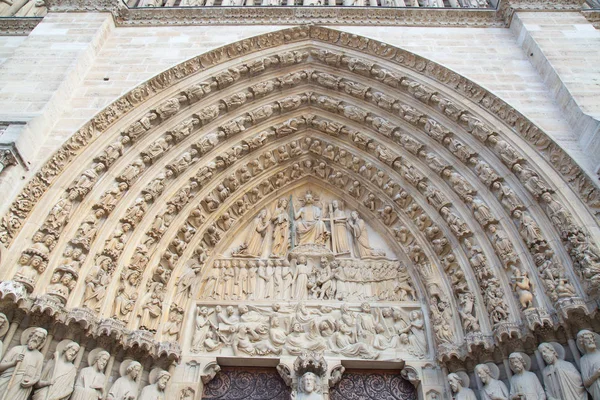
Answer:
[538,342,586,400]
[475,363,508,400]
[578,329,600,400]
[71,348,110,400]
[297,372,324,400]
[508,352,546,400]
[0,327,47,400]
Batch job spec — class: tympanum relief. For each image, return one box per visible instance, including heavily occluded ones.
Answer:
[190,189,427,361]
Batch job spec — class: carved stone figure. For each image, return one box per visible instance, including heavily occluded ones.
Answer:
[331,200,350,255]
[0,327,47,400]
[139,370,170,400]
[192,306,216,353]
[270,198,290,258]
[297,372,323,400]
[448,373,477,400]
[294,192,329,246]
[233,209,269,257]
[293,256,311,301]
[397,310,426,357]
[32,340,79,400]
[508,352,546,400]
[71,349,110,400]
[538,342,586,400]
[347,211,384,259]
[475,363,509,400]
[578,329,600,400]
[139,282,165,332]
[107,360,141,400]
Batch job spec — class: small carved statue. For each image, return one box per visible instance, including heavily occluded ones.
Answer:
[578,330,600,400]
[32,340,80,400]
[296,372,324,400]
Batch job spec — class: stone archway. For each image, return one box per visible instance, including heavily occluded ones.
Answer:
[0,25,598,400]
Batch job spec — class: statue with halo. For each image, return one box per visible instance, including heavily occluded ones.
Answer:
[71,348,110,400]
[0,327,47,400]
[508,352,545,399]
[538,342,586,400]
[447,372,477,400]
[578,329,600,400]
[475,363,508,400]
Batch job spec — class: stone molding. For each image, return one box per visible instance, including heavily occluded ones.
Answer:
[0,17,43,35]
[38,0,587,28]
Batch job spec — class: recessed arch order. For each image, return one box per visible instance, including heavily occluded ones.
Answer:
[1,25,599,366]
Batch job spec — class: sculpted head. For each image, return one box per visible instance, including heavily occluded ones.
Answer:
[475,364,492,384]
[64,342,80,362]
[509,353,526,374]
[447,373,463,393]
[94,351,110,371]
[301,372,318,394]
[127,361,142,380]
[361,303,371,313]
[538,343,559,365]
[578,330,597,353]
[305,193,314,204]
[27,328,47,351]
[157,371,171,390]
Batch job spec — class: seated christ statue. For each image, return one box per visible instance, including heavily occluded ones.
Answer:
[295,192,329,246]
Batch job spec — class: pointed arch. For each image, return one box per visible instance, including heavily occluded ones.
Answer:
[0,26,598,365]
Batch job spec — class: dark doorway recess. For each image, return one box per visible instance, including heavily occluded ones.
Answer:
[330,369,417,400]
[203,367,291,400]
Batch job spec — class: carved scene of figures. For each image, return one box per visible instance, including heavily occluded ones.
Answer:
[199,257,414,302]
[229,191,388,260]
[189,301,427,360]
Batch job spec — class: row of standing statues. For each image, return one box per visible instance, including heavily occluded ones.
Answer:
[0,316,170,400]
[1,314,600,399]
[448,330,600,400]
[201,257,414,302]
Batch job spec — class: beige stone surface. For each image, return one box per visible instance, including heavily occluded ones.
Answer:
[511,11,600,176]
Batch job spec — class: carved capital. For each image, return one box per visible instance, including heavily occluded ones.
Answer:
[201,361,221,385]
[0,148,17,174]
[400,365,420,387]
